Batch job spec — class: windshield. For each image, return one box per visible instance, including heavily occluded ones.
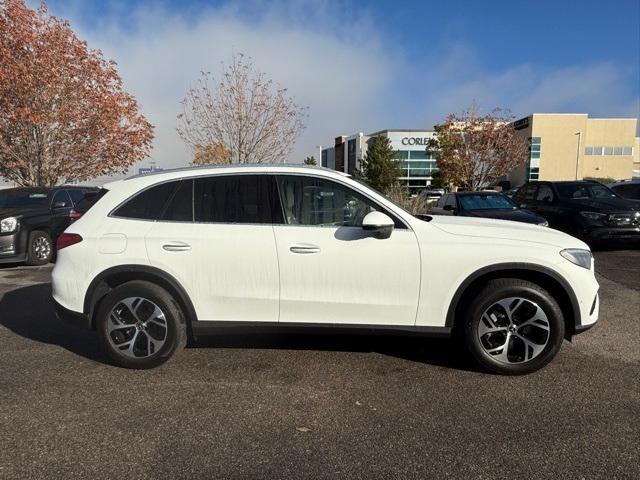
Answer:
[0,191,49,209]
[556,183,617,200]
[458,194,517,211]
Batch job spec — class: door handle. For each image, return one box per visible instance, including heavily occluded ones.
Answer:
[162,242,191,252]
[290,244,321,254]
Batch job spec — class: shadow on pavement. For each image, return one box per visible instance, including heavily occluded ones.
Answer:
[0,282,478,372]
[0,282,108,364]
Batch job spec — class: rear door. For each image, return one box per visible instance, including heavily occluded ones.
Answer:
[144,174,280,323]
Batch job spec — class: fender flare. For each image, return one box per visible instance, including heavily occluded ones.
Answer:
[83,264,198,329]
[445,262,581,329]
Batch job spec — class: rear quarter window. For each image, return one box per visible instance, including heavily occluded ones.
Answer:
[112,182,178,220]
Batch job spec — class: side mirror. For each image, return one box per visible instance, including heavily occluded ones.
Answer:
[53,201,67,209]
[362,211,394,239]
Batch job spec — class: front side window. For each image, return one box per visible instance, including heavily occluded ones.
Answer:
[535,184,555,202]
[194,175,280,224]
[276,175,393,227]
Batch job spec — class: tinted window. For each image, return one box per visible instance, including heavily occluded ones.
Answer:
[517,184,537,201]
[276,175,388,227]
[535,184,554,202]
[0,190,48,208]
[113,181,178,220]
[444,194,456,208]
[67,189,85,205]
[612,184,640,200]
[76,189,108,213]
[162,180,193,222]
[51,190,72,208]
[194,175,279,224]
[556,183,616,200]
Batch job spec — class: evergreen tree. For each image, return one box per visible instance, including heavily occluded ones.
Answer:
[303,156,317,165]
[359,136,402,193]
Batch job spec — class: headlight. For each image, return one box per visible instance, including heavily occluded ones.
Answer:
[538,220,549,227]
[0,217,18,233]
[560,248,592,270]
[579,211,606,222]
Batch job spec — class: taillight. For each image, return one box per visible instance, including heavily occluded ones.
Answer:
[56,233,83,250]
[69,209,82,220]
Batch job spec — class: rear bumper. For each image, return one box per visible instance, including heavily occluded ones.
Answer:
[53,299,91,329]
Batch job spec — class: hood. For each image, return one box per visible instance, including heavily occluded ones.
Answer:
[0,207,49,219]
[565,196,640,212]
[430,215,586,249]
[461,209,544,224]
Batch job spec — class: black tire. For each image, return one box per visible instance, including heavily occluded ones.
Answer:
[96,281,187,369]
[26,230,53,266]
[463,278,565,375]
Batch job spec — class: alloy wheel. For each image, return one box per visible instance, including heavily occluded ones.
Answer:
[33,236,51,260]
[478,297,550,364]
[107,297,168,359]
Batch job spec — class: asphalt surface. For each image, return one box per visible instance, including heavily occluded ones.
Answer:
[1,251,639,479]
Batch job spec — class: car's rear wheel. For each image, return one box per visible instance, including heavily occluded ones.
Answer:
[96,281,187,369]
[26,230,53,266]
[464,278,565,375]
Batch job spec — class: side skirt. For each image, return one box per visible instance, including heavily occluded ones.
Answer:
[191,320,452,340]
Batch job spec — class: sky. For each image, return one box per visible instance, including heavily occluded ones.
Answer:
[39,0,640,173]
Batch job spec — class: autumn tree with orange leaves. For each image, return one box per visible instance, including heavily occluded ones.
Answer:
[0,0,153,186]
[427,107,529,191]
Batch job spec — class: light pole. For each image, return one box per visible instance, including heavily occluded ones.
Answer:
[316,145,322,165]
[574,131,582,180]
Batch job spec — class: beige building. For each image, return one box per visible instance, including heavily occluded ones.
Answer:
[509,113,639,186]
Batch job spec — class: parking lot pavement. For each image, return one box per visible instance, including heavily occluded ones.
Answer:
[0,253,639,480]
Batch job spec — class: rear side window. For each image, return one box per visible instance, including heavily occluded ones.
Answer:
[67,189,86,205]
[161,180,193,222]
[51,190,72,208]
[194,175,280,224]
[113,181,178,220]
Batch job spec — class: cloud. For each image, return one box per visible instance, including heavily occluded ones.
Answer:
[37,1,640,180]
[44,0,396,175]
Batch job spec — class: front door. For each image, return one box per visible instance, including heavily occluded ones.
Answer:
[272,174,420,326]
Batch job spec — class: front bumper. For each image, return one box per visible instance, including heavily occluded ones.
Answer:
[584,226,640,241]
[53,299,91,329]
[0,232,25,263]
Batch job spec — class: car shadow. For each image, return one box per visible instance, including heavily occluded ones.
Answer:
[0,282,108,364]
[0,282,479,372]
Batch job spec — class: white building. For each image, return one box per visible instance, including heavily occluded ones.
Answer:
[321,129,438,192]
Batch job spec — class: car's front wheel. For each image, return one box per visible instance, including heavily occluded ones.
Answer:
[26,230,53,266]
[96,281,187,369]
[464,278,565,375]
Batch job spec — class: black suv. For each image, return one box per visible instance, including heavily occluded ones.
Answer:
[0,186,97,265]
[512,181,640,244]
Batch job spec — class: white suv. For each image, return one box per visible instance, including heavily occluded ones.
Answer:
[52,165,599,374]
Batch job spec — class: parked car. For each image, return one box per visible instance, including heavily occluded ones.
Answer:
[608,180,640,201]
[52,165,599,374]
[511,181,640,244]
[431,191,548,226]
[0,186,98,265]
